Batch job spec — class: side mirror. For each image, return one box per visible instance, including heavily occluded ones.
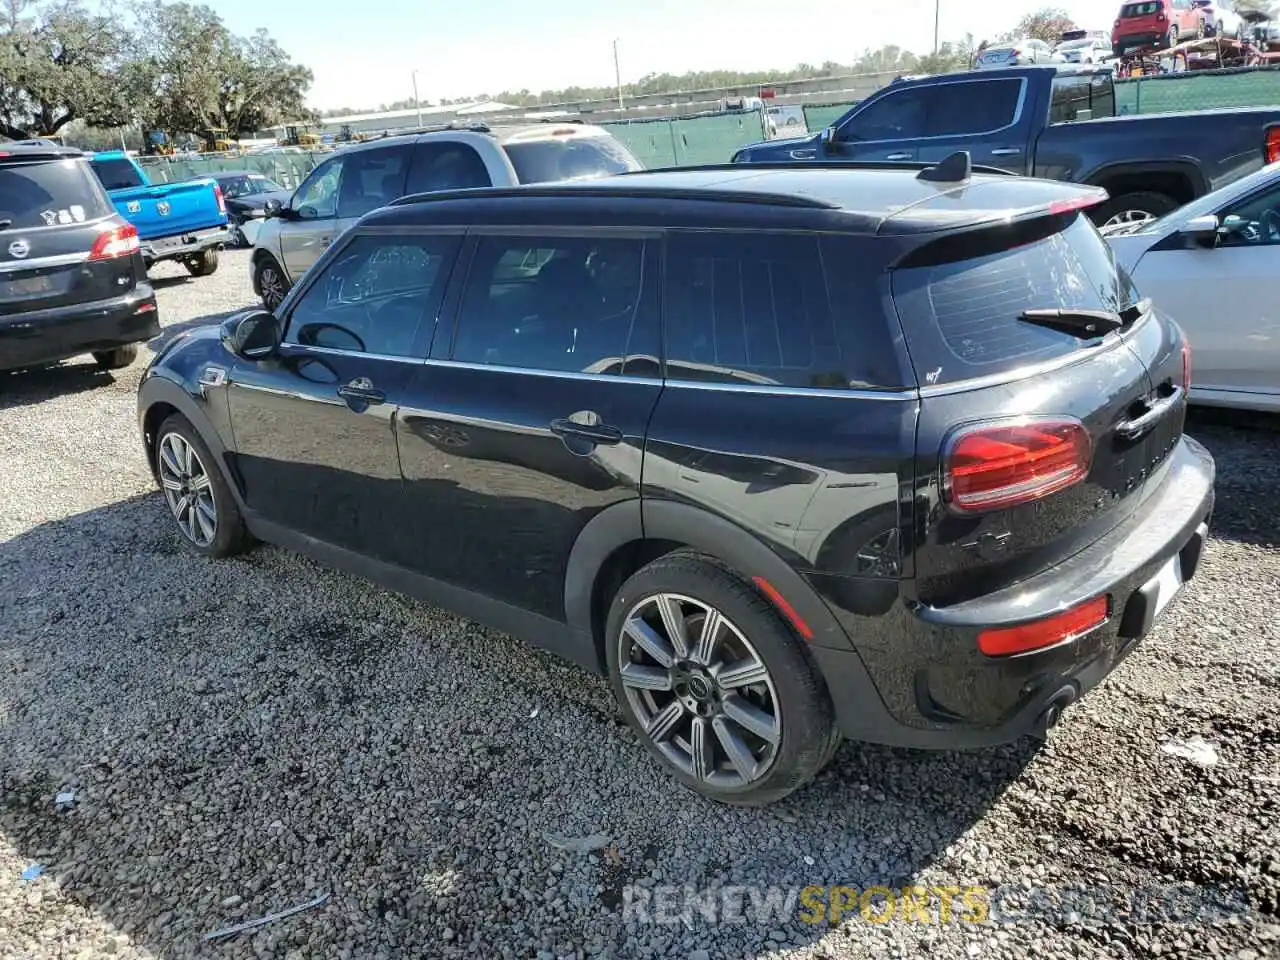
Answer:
[222,309,280,360]
[263,198,283,218]
[1181,213,1220,246]
[1220,213,1247,234]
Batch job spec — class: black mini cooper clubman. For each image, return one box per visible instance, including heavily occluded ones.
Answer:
[137,155,1214,806]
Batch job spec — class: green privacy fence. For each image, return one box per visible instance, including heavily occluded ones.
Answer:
[135,67,1280,186]
[600,110,767,167]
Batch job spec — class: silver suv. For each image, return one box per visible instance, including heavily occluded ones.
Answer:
[250,122,642,309]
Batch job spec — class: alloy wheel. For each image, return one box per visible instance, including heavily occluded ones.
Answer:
[1102,209,1157,229]
[618,593,781,788]
[259,264,286,309]
[158,432,217,547]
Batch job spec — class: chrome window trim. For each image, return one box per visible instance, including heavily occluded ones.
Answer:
[836,77,1028,145]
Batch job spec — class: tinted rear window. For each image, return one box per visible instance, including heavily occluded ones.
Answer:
[1120,2,1161,16]
[89,157,144,191]
[0,159,113,229]
[890,214,1140,386]
[502,136,642,184]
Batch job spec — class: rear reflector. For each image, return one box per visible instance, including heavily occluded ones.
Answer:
[752,576,814,641]
[88,222,140,261]
[1266,127,1280,165]
[978,595,1109,657]
[945,418,1092,513]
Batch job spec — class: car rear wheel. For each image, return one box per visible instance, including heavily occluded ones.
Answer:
[185,249,219,277]
[1091,191,1180,230]
[1168,25,1180,47]
[154,413,250,557]
[254,254,289,311]
[605,551,838,806]
[92,344,138,370]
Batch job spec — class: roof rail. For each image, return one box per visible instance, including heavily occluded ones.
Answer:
[387,184,839,209]
[0,143,84,160]
[370,122,493,140]
[622,160,1018,177]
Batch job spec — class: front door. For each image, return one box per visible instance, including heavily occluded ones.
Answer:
[825,85,927,163]
[227,230,462,559]
[396,230,663,622]
[279,155,345,281]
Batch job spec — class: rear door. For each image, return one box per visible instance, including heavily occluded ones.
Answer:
[914,75,1031,173]
[0,156,128,317]
[891,209,1179,606]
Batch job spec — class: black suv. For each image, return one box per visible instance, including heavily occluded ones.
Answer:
[1,144,159,374]
[137,158,1214,806]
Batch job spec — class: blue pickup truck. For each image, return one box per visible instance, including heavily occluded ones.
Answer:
[88,152,230,276]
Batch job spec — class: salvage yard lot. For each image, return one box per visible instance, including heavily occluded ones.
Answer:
[1,250,1277,960]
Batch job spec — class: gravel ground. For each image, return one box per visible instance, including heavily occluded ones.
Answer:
[1,249,1277,960]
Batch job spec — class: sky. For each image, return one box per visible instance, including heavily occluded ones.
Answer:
[201,0,1126,112]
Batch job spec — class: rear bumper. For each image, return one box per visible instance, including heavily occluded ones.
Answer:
[812,435,1215,749]
[0,287,160,371]
[1113,31,1169,51]
[141,227,230,263]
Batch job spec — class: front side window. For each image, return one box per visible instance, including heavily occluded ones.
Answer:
[926,80,1022,136]
[1217,184,1280,247]
[337,148,409,219]
[451,234,650,374]
[292,157,343,219]
[284,234,460,357]
[663,232,852,389]
[839,89,929,141]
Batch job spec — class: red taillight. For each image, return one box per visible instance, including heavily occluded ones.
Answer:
[1049,193,1106,216]
[978,596,1110,657]
[213,183,226,214]
[88,222,140,260]
[1181,339,1192,391]
[1265,128,1280,165]
[944,419,1092,514]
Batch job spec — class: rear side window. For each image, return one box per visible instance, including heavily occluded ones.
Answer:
[926,79,1022,137]
[502,136,641,184]
[0,159,113,228]
[1120,2,1161,15]
[337,147,409,219]
[663,232,904,390]
[406,142,491,194]
[1050,74,1114,123]
[891,213,1141,386]
[89,157,143,191]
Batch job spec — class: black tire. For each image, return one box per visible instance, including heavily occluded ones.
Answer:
[254,254,289,311]
[1167,25,1179,48]
[1089,191,1181,229]
[185,248,219,277]
[604,550,839,807]
[92,344,138,370]
[228,216,247,248]
[1195,18,1205,40]
[154,413,251,558]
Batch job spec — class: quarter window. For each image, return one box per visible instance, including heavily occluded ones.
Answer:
[284,234,460,357]
[663,232,852,389]
[452,235,651,374]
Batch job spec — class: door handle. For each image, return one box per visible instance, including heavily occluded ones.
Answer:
[990,148,1023,157]
[337,377,386,405]
[550,418,623,446]
[885,152,912,161]
[1116,386,1184,440]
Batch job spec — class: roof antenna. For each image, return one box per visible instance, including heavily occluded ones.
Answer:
[917,150,972,183]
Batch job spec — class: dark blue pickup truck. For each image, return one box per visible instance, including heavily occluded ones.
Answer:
[89,151,230,276]
[732,65,1280,228]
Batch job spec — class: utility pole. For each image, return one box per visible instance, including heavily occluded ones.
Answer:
[412,70,423,126]
[934,0,940,54]
[613,39,625,112]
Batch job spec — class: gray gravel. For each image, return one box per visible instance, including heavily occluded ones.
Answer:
[1,249,1278,959]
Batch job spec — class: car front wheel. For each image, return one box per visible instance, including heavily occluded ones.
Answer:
[605,551,839,806]
[154,413,250,557]
[254,254,289,311]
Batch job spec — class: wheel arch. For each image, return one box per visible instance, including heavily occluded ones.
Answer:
[139,375,247,512]
[1083,160,1206,208]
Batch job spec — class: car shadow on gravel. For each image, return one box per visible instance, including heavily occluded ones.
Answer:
[0,490,1043,959]
[1185,410,1280,549]
[0,362,119,410]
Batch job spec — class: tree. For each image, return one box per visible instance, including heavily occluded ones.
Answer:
[0,0,135,140]
[1002,6,1077,43]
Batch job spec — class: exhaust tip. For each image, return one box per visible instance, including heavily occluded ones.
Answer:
[1031,685,1078,740]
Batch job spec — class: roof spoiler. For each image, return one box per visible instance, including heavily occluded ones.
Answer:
[917,151,972,183]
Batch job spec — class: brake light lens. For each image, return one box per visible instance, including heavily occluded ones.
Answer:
[978,595,1110,657]
[213,183,226,214]
[1049,193,1106,216]
[944,418,1092,513]
[1265,127,1280,164]
[88,222,140,260]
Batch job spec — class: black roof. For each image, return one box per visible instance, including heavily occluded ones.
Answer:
[378,162,1106,237]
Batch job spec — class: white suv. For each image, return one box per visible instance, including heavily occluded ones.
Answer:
[250,122,642,309]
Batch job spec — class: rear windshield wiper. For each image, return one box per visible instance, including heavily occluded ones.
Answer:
[0,219,12,232]
[1019,307,1123,337]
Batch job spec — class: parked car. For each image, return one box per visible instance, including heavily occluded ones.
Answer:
[731,65,1280,226]
[205,170,291,248]
[139,158,1214,805]
[1192,0,1245,39]
[88,152,229,276]
[1104,159,1280,411]
[1,144,158,373]
[1112,0,1204,54]
[249,121,643,310]
[1055,36,1114,62]
[88,150,229,277]
[977,38,1063,67]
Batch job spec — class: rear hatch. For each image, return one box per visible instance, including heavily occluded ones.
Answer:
[90,156,225,239]
[888,198,1187,605]
[0,154,137,317]
[978,44,1021,65]
[1116,0,1166,36]
[498,126,643,184]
